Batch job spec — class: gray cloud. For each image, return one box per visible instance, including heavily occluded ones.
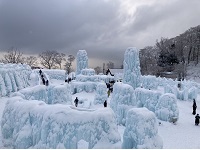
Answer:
[0,0,200,68]
[127,0,200,46]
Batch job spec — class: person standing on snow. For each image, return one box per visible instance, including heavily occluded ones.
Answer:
[195,114,200,125]
[193,99,197,115]
[74,97,79,107]
[42,77,45,85]
[39,69,42,75]
[46,80,49,86]
[104,100,107,107]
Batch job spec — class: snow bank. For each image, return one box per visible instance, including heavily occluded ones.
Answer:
[76,50,88,75]
[11,84,72,104]
[110,82,136,125]
[94,82,107,104]
[122,107,163,149]
[123,47,141,89]
[155,93,179,122]
[1,97,121,149]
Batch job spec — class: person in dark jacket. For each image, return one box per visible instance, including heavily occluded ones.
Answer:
[46,80,49,86]
[42,77,45,85]
[39,69,42,75]
[74,97,79,107]
[68,78,72,83]
[195,114,200,125]
[104,100,107,107]
[193,99,197,115]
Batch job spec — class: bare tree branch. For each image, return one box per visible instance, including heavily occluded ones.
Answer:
[1,48,25,64]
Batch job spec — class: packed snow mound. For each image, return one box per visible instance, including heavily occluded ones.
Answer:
[123,47,141,89]
[94,82,107,104]
[76,50,88,75]
[122,107,163,149]
[11,84,72,104]
[155,93,179,122]
[0,63,31,96]
[1,96,121,149]
[110,82,136,125]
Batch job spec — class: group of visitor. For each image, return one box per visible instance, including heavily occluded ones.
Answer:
[73,97,107,108]
[39,69,49,86]
[193,99,200,125]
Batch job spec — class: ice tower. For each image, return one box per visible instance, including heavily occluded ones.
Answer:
[123,47,141,89]
[76,50,88,75]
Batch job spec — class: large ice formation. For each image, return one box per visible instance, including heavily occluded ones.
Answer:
[94,82,107,104]
[1,97,121,149]
[11,84,72,104]
[155,93,179,122]
[135,87,162,112]
[75,74,114,83]
[35,69,66,81]
[123,47,141,89]
[122,107,163,149]
[110,82,136,125]
[71,81,97,93]
[81,68,95,76]
[76,50,88,75]
[141,75,158,90]
[0,63,31,96]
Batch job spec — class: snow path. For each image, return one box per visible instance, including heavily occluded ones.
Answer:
[159,100,200,149]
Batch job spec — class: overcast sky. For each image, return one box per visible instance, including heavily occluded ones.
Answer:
[0,0,200,68]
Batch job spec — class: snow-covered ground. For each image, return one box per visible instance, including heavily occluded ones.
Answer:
[1,82,200,149]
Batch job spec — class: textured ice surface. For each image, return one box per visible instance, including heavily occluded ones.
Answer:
[135,87,162,112]
[1,96,121,149]
[123,47,141,89]
[0,63,31,96]
[11,83,72,104]
[155,93,179,122]
[110,82,136,125]
[76,50,88,75]
[94,82,107,104]
[122,107,163,149]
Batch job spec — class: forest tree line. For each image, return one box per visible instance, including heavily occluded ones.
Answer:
[0,48,116,75]
[139,25,200,80]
